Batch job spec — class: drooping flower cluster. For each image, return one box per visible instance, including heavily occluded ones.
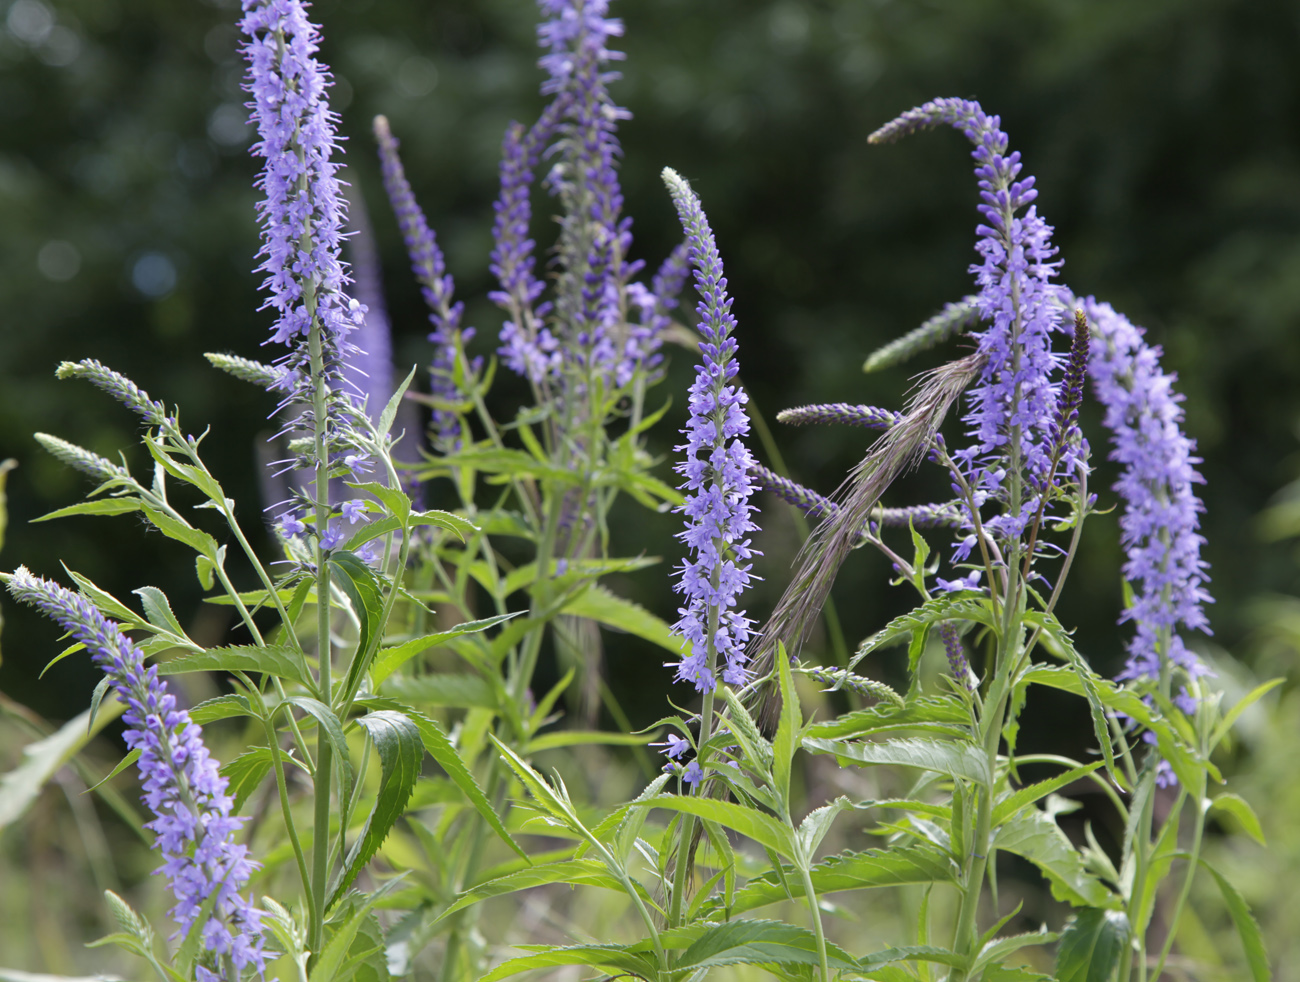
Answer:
[1084,297,1213,712]
[374,114,474,446]
[871,99,1075,550]
[663,167,759,691]
[6,568,266,979]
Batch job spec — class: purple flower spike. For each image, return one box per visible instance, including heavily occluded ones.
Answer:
[662,167,760,692]
[7,568,266,978]
[241,0,360,372]
[374,115,470,444]
[1083,297,1213,708]
[492,109,566,385]
[872,99,1076,545]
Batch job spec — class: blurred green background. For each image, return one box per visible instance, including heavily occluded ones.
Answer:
[1,0,1299,976]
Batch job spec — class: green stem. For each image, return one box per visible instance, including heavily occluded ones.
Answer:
[799,863,831,982]
[306,282,334,959]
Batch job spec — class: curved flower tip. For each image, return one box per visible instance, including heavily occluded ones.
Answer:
[873,99,1076,544]
[6,567,267,978]
[662,167,760,692]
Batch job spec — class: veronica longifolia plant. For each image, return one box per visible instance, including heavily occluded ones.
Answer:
[2,2,1273,982]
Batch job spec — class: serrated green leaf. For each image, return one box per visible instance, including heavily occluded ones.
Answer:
[805,696,970,740]
[1207,792,1266,845]
[995,809,1114,908]
[404,710,525,861]
[773,643,801,808]
[851,595,995,671]
[1054,907,1128,982]
[676,919,858,971]
[630,793,793,858]
[1199,858,1270,981]
[62,566,136,622]
[0,699,125,828]
[436,860,626,923]
[474,945,656,982]
[195,554,215,591]
[329,550,387,692]
[796,796,853,861]
[188,693,254,725]
[283,696,353,812]
[220,747,277,815]
[140,502,219,559]
[343,509,477,553]
[803,736,988,786]
[158,644,314,691]
[853,944,967,971]
[971,929,1057,975]
[132,585,188,638]
[1023,611,1117,776]
[560,582,682,655]
[347,481,413,525]
[310,881,402,982]
[993,762,1103,826]
[369,613,517,686]
[31,498,141,522]
[379,673,497,710]
[328,711,423,909]
[379,365,417,438]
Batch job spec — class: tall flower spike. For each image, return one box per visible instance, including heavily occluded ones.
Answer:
[872,99,1074,549]
[663,167,759,691]
[240,0,364,410]
[6,568,266,978]
[492,104,568,385]
[374,114,472,445]
[539,0,635,390]
[1083,297,1213,724]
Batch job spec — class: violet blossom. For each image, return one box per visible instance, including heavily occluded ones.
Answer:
[374,115,472,445]
[6,568,266,979]
[871,99,1076,551]
[240,0,370,496]
[1083,297,1213,730]
[663,167,759,691]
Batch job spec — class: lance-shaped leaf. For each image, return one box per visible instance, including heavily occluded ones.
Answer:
[994,809,1114,908]
[672,919,858,972]
[1054,907,1129,982]
[436,860,650,923]
[851,594,996,671]
[805,696,970,741]
[561,583,681,656]
[629,793,794,858]
[328,710,423,909]
[804,735,989,786]
[475,945,657,982]
[1200,858,1270,982]
[704,843,954,917]
[158,644,315,693]
[369,612,518,686]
